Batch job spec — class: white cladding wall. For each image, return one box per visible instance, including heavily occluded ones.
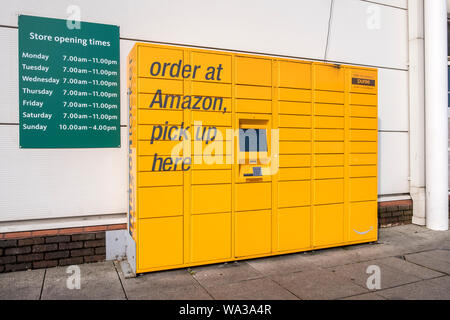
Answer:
[0,0,409,230]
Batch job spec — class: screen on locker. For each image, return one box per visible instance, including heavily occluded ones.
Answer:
[239,129,268,152]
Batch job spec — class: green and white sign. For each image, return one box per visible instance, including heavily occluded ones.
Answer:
[19,15,120,148]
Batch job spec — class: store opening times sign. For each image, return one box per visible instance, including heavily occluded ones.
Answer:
[18,15,120,148]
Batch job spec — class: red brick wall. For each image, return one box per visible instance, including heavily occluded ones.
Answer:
[378,200,412,227]
[0,224,126,273]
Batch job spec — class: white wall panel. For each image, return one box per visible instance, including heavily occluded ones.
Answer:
[378,131,409,195]
[0,28,18,124]
[0,213,127,233]
[326,0,408,69]
[0,125,128,222]
[370,0,407,9]
[0,0,332,60]
[378,68,409,131]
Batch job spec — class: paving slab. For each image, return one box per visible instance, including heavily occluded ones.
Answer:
[377,276,450,300]
[439,239,450,250]
[425,249,450,261]
[126,282,212,300]
[0,269,45,300]
[330,259,421,290]
[341,292,386,300]
[345,242,409,262]
[205,277,299,300]
[378,228,408,243]
[376,256,444,279]
[392,224,433,236]
[300,247,363,268]
[122,268,198,290]
[404,250,450,274]
[426,275,450,291]
[270,269,368,300]
[388,227,450,252]
[118,267,210,299]
[376,229,430,253]
[393,224,450,241]
[41,261,125,300]
[191,261,264,288]
[245,253,317,276]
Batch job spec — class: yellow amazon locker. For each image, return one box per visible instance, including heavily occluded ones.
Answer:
[128,42,378,274]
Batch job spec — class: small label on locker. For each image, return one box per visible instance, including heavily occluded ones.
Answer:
[351,77,375,87]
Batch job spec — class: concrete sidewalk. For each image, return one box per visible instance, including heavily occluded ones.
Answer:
[0,223,449,300]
